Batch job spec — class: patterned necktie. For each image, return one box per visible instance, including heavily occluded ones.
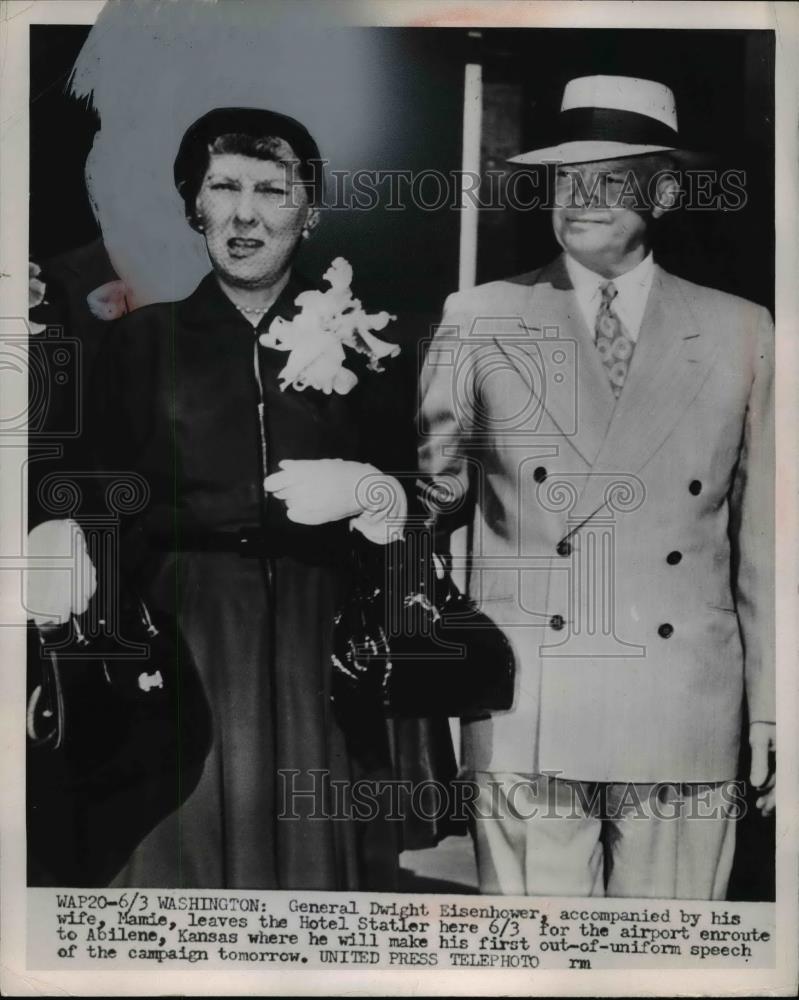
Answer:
[595,281,634,398]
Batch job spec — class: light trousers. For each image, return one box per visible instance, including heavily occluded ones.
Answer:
[470,771,737,899]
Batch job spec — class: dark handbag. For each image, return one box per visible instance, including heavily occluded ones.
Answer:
[26,590,213,886]
[331,533,515,719]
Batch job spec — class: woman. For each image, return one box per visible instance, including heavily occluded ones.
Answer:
[86,107,453,890]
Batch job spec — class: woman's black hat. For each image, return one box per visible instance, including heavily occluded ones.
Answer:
[174,106,323,210]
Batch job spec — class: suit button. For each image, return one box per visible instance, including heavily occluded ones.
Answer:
[666,551,682,565]
[556,540,572,557]
[689,480,702,495]
[658,623,674,639]
[533,466,548,483]
[550,614,565,631]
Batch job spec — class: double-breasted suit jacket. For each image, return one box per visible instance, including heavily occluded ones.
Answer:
[419,254,774,783]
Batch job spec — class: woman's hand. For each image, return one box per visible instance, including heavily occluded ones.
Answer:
[264,459,368,523]
[26,519,97,627]
[264,459,406,541]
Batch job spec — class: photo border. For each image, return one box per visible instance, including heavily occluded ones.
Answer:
[1,1,797,995]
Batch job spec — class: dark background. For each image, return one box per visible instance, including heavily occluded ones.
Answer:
[30,26,101,260]
[29,24,775,900]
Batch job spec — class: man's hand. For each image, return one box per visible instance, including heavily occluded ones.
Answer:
[26,519,97,627]
[749,721,776,817]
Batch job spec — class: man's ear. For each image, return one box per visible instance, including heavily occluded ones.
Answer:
[652,171,681,218]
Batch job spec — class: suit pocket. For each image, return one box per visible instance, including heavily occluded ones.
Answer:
[478,594,527,630]
[478,594,517,616]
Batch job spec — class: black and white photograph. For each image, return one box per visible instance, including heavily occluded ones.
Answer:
[1,0,797,995]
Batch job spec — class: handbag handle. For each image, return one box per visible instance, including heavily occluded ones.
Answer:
[27,628,64,748]
[136,598,160,638]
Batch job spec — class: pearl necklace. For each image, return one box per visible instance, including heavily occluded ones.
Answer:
[235,303,270,315]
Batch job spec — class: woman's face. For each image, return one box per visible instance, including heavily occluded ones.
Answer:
[195,152,312,288]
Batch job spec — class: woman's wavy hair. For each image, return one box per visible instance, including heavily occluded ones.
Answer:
[174,107,324,229]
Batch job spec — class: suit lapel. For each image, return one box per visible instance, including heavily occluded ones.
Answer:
[510,256,616,467]
[495,260,722,517]
[574,266,723,517]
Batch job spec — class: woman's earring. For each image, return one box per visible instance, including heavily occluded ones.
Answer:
[301,226,310,239]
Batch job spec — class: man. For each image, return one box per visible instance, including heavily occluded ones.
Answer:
[419,76,775,899]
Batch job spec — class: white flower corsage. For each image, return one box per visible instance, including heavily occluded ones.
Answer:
[258,257,399,395]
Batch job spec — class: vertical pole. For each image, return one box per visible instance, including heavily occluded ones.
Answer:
[451,60,483,595]
[451,60,482,760]
[458,62,483,291]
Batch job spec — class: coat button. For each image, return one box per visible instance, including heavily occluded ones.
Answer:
[550,614,565,631]
[666,551,682,565]
[533,466,548,483]
[658,623,674,638]
[556,539,572,557]
[689,480,702,495]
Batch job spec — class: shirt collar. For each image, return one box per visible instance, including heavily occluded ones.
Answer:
[564,251,655,298]
[564,251,655,342]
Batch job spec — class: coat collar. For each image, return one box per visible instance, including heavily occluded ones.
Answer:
[176,269,308,330]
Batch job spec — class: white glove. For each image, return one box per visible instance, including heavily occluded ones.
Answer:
[264,459,406,542]
[25,519,97,627]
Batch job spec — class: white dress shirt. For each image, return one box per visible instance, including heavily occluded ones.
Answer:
[564,251,655,343]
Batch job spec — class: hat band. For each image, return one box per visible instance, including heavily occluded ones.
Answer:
[557,106,679,148]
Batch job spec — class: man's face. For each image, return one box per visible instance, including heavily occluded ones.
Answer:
[551,157,658,275]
